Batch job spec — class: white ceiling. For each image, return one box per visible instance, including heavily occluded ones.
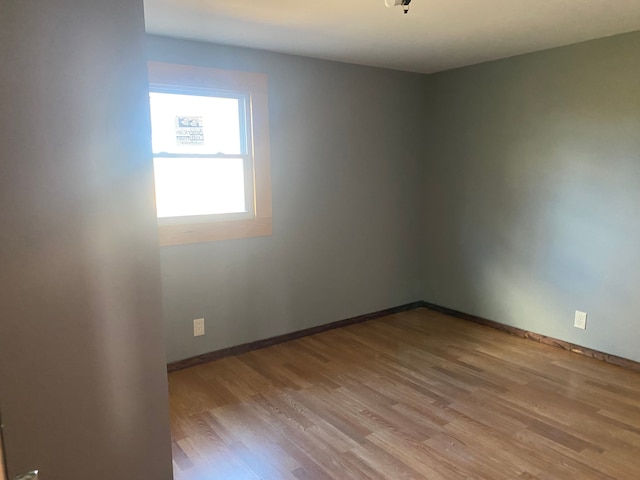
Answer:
[144,0,640,74]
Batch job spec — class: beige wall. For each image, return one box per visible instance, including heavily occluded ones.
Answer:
[422,31,640,361]
[147,36,428,363]
[0,1,173,478]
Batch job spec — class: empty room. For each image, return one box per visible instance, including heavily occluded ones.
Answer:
[1,1,640,479]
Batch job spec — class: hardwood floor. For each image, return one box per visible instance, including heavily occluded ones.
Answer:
[168,308,640,479]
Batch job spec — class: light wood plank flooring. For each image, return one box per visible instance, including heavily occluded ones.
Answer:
[168,308,640,479]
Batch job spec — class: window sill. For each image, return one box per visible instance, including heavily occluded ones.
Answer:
[158,217,272,247]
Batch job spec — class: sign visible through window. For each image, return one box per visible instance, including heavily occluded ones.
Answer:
[175,116,204,146]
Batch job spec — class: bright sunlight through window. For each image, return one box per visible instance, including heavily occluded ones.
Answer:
[149,91,249,219]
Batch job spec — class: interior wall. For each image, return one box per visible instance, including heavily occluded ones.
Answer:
[147,36,427,363]
[422,31,640,361]
[0,1,173,478]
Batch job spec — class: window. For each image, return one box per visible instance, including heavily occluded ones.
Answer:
[148,62,272,246]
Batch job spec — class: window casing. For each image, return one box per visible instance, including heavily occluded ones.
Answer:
[148,62,272,246]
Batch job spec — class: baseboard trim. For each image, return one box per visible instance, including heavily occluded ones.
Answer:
[167,300,640,374]
[167,301,423,372]
[421,301,640,373]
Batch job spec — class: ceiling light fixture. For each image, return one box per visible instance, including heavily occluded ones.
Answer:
[385,0,412,14]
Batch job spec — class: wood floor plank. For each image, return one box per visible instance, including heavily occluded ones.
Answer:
[169,309,640,479]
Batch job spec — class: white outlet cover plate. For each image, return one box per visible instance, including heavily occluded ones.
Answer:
[574,311,587,330]
[194,318,205,336]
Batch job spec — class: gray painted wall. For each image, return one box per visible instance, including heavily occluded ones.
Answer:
[147,36,427,363]
[422,31,640,362]
[0,1,173,478]
[149,31,640,365]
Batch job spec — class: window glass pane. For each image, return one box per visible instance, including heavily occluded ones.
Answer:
[154,157,246,218]
[149,92,242,155]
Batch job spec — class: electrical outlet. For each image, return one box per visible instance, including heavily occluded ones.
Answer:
[574,311,587,330]
[193,318,205,337]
